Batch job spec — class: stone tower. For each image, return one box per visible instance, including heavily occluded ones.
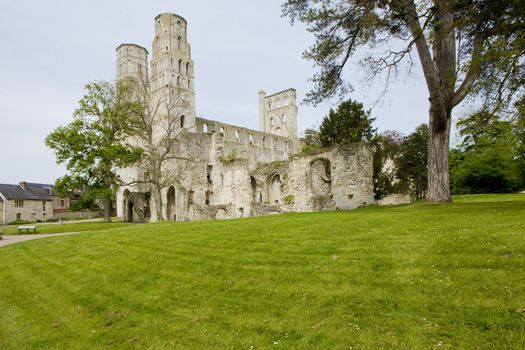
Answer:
[258,88,298,138]
[150,13,197,131]
[116,44,149,81]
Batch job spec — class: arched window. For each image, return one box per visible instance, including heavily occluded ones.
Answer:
[188,79,191,89]
[203,123,208,132]
[180,115,185,128]
[186,62,190,75]
[177,21,181,28]
[177,76,180,86]
[270,117,274,127]
[235,130,240,141]
[178,59,182,73]
[166,46,169,52]
[220,126,225,134]
[249,134,254,145]
[178,36,182,49]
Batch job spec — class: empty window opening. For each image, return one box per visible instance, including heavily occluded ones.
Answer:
[178,59,182,73]
[188,79,191,89]
[235,130,240,142]
[207,165,213,183]
[220,126,225,135]
[188,190,194,206]
[177,76,180,85]
[348,194,354,200]
[180,115,185,128]
[178,36,182,49]
[274,138,278,150]
[205,191,211,205]
[270,117,274,127]
[166,46,169,52]
[221,174,224,187]
[262,136,266,147]
[186,62,190,75]
[203,123,208,132]
[239,207,244,217]
[249,134,254,145]
[282,114,287,122]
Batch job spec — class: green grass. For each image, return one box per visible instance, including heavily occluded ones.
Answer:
[2,221,130,235]
[0,195,524,349]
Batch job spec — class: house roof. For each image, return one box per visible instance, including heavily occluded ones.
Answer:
[0,183,53,200]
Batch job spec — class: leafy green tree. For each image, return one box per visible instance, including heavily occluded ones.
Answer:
[372,130,404,199]
[301,127,322,153]
[46,81,142,222]
[319,99,376,147]
[396,124,429,198]
[283,0,525,202]
[451,111,521,194]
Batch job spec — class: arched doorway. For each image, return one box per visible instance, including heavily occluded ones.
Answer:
[268,173,282,204]
[166,186,176,221]
[127,200,134,223]
[123,189,130,222]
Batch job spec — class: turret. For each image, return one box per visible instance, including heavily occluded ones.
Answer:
[259,88,298,138]
[150,13,196,131]
[116,44,148,82]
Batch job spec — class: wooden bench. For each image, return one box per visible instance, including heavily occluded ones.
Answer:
[18,225,37,234]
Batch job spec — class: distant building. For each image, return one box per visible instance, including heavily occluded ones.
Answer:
[0,181,75,224]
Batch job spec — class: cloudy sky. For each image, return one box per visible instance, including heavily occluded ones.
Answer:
[1,0,466,184]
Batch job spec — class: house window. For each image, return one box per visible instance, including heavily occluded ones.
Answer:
[16,213,21,220]
[15,200,23,207]
[42,201,46,212]
[60,199,65,207]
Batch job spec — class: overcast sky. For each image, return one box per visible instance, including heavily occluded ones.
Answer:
[0,0,468,185]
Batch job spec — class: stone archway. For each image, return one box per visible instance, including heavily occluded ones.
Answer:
[166,186,176,221]
[310,158,332,195]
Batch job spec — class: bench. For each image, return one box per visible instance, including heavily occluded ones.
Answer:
[18,225,37,234]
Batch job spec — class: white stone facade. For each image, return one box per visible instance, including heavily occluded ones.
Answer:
[116,13,374,223]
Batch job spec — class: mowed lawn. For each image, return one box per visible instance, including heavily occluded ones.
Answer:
[0,195,524,349]
[2,220,130,235]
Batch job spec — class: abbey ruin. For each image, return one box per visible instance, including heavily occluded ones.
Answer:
[116,13,374,222]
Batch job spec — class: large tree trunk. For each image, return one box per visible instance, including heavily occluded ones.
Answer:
[151,184,164,222]
[103,198,112,222]
[427,103,452,202]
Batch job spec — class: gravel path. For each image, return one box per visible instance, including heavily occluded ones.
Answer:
[0,232,80,248]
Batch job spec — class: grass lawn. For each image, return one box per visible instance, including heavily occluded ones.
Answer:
[0,194,524,349]
[1,221,130,235]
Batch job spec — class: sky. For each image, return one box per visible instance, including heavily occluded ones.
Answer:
[0,0,466,185]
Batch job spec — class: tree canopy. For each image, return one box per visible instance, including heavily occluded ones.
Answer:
[283,0,525,202]
[46,81,142,221]
[319,99,376,146]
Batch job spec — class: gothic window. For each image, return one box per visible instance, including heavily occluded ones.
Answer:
[203,123,208,132]
[186,62,190,75]
[178,59,182,73]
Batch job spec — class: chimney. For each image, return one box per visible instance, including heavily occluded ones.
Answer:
[19,181,28,190]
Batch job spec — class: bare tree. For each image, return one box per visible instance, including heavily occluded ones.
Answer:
[121,78,196,221]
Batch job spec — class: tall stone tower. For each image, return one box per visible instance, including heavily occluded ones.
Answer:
[116,44,149,81]
[150,13,196,131]
[258,88,298,138]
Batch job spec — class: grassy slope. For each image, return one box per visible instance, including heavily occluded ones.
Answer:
[2,221,129,235]
[0,195,524,349]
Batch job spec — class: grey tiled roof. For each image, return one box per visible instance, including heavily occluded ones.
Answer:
[0,183,53,200]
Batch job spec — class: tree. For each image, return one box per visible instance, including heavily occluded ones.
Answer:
[46,81,142,222]
[450,111,521,193]
[283,0,525,202]
[123,78,194,222]
[301,127,322,152]
[396,124,429,198]
[319,99,376,146]
[372,130,404,199]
